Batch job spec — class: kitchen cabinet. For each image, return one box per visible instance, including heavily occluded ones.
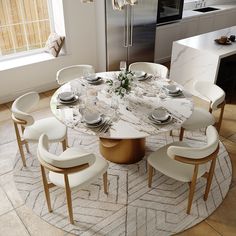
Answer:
[213,9,236,31]
[197,14,215,35]
[155,23,182,63]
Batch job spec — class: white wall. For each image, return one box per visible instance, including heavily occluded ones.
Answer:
[0,0,98,104]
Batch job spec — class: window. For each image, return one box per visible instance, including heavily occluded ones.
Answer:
[0,0,53,57]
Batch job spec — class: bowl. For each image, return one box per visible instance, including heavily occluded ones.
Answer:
[151,108,169,121]
[133,71,146,78]
[58,92,74,101]
[84,112,101,125]
[164,85,180,94]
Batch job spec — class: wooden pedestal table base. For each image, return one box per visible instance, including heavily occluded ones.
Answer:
[99,138,145,164]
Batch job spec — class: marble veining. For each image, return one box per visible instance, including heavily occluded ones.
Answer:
[51,72,193,139]
[170,26,236,97]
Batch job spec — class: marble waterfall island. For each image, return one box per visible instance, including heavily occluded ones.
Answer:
[169,26,236,98]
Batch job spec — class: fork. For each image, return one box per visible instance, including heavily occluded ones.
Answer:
[98,118,113,133]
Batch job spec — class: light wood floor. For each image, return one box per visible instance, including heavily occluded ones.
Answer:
[0,89,235,236]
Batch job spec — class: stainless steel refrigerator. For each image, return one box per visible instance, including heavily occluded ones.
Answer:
[105,0,158,71]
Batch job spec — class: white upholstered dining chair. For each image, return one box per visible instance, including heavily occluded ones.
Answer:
[37,134,109,224]
[179,81,225,141]
[148,125,219,214]
[11,91,67,166]
[128,62,169,78]
[56,64,95,85]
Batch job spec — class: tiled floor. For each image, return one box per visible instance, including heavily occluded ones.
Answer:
[0,89,235,236]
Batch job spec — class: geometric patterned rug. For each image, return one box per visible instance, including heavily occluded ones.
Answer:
[13,129,232,236]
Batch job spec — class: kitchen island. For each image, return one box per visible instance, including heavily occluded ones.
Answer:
[169,26,236,99]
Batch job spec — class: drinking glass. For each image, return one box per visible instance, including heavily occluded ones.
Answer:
[111,96,119,110]
[120,61,127,71]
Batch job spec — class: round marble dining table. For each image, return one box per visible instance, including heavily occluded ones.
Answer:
[50,71,194,164]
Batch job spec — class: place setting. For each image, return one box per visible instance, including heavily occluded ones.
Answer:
[82,111,113,134]
[132,70,153,81]
[148,107,173,126]
[56,91,79,107]
[162,84,184,97]
[84,73,103,85]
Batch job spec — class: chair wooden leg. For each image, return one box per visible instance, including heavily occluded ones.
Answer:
[179,127,185,141]
[148,163,153,188]
[13,122,26,166]
[216,102,225,133]
[170,130,173,136]
[187,165,198,214]
[64,174,74,224]
[25,142,30,153]
[204,158,217,201]
[40,165,52,212]
[62,139,67,151]
[103,172,108,194]
[21,126,30,153]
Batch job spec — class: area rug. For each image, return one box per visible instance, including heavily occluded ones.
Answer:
[13,129,232,236]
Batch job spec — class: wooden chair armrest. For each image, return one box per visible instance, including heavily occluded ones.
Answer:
[174,145,219,165]
[12,114,27,125]
[38,156,89,174]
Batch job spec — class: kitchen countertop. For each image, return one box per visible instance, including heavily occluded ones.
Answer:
[183,2,236,20]
[169,25,236,96]
[176,26,236,58]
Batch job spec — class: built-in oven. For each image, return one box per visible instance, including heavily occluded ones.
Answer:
[156,0,184,25]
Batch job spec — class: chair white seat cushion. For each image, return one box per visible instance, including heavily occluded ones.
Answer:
[148,142,207,182]
[49,155,108,188]
[23,117,66,142]
[182,107,215,130]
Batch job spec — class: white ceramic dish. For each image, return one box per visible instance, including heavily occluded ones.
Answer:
[167,90,183,97]
[84,112,102,125]
[58,95,79,104]
[58,92,74,101]
[164,85,181,94]
[149,115,172,125]
[87,77,102,84]
[85,76,100,82]
[133,71,146,78]
[85,117,104,127]
[151,108,169,121]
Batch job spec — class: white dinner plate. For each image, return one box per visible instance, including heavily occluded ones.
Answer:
[87,77,103,84]
[148,114,173,125]
[58,95,79,104]
[167,90,183,97]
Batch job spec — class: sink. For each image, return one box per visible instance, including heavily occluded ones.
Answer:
[193,7,219,13]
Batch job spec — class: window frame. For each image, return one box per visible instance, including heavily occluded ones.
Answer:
[0,0,56,62]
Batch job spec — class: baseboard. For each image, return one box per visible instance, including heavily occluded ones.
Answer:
[0,81,58,104]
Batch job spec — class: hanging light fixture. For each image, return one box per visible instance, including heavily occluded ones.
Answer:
[81,0,138,10]
[111,0,138,10]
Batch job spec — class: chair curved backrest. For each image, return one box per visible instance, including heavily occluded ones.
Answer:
[11,91,39,126]
[167,126,219,161]
[38,134,95,169]
[194,81,225,111]
[56,64,95,85]
[128,62,169,78]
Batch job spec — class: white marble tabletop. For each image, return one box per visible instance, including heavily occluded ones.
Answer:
[50,72,194,139]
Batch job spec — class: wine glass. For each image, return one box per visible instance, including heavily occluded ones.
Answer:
[120,61,127,71]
